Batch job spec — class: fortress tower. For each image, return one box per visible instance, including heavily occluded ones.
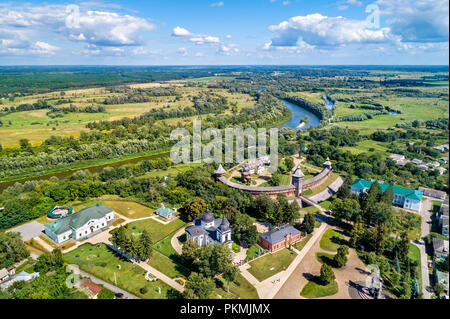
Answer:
[291,165,304,197]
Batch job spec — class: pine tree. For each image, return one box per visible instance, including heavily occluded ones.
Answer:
[138,230,153,261]
[350,216,365,248]
[381,186,394,205]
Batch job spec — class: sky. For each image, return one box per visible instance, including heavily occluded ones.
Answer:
[0,0,448,65]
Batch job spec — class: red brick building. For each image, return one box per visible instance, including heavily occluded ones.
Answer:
[259,224,301,252]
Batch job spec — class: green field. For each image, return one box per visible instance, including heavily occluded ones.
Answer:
[99,200,155,219]
[331,88,448,133]
[247,248,297,281]
[0,85,254,146]
[63,243,177,299]
[148,251,190,279]
[124,218,186,243]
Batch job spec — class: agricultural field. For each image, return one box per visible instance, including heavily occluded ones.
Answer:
[0,85,255,146]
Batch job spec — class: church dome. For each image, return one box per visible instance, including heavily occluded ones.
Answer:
[219,217,230,232]
[202,210,214,223]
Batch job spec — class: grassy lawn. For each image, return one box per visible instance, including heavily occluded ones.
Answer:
[294,233,313,251]
[299,206,320,214]
[408,243,423,292]
[63,243,178,299]
[124,218,186,243]
[341,139,389,155]
[246,244,264,261]
[305,173,340,197]
[319,229,346,252]
[248,248,297,282]
[300,279,338,298]
[218,273,259,299]
[319,200,333,210]
[148,251,190,279]
[153,234,179,257]
[101,200,155,219]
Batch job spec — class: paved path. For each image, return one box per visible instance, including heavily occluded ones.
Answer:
[33,236,54,252]
[415,196,434,299]
[240,220,329,299]
[136,261,184,293]
[78,269,139,299]
[309,176,343,203]
[171,226,186,255]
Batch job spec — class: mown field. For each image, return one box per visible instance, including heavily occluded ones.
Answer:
[0,85,255,146]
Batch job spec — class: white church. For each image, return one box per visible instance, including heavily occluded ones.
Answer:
[185,210,232,248]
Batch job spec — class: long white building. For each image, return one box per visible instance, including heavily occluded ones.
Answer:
[44,204,115,244]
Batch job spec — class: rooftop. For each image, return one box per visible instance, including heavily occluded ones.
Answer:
[156,204,174,218]
[45,204,113,234]
[81,280,103,296]
[259,224,300,245]
[352,178,423,201]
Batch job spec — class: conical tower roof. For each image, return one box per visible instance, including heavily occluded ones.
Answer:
[214,164,226,175]
[292,165,304,178]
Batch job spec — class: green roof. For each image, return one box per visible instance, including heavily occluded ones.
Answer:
[351,178,423,201]
[45,204,113,234]
[156,206,174,218]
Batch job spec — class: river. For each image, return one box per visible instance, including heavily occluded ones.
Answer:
[0,152,169,193]
[281,94,334,130]
[0,94,335,192]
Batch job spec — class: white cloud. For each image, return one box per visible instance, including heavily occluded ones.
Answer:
[172,26,191,37]
[218,44,239,55]
[210,2,224,7]
[346,0,362,6]
[33,41,59,54]
[172,26,221,45]
[376,0,449,42]
[0,3,155,57]
[267,13,395,48]
[132,47,161,55]
[226,34,232,39]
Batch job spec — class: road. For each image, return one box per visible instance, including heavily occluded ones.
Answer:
[78,269,140,299]
[414,197,434,299]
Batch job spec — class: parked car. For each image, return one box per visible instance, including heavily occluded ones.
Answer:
[114,293,124,299]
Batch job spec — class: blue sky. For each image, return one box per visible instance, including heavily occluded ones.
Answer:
[0,0,448,65]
